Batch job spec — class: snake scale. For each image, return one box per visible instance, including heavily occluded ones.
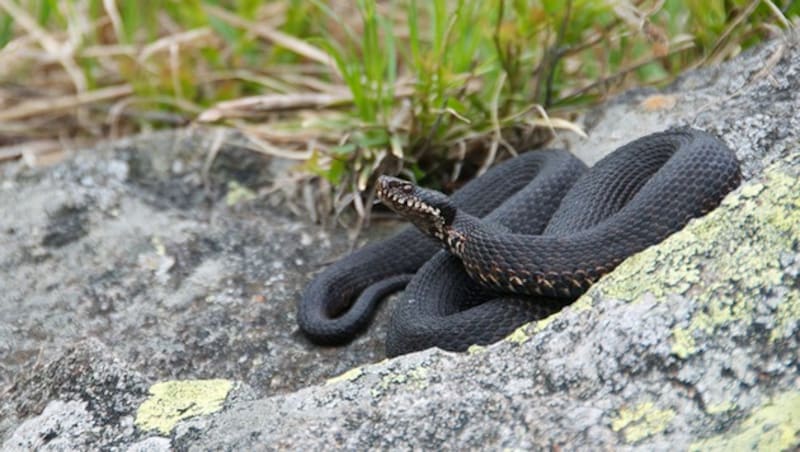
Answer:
[299,128,741,356]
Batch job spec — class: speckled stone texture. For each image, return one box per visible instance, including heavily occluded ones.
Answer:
[2,33,799,450]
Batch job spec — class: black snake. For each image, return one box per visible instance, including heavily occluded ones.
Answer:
[298,128,741,356]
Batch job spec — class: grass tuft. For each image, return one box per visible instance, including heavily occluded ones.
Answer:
[0,0,797,223]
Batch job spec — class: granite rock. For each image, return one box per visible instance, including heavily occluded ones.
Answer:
[2,33,799,450]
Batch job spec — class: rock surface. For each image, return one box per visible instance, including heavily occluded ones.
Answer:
[2,33,799,450]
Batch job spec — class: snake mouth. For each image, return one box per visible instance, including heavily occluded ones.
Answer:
[377,176,443,218]
[376,175,456,242]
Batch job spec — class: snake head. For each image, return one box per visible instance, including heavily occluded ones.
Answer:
[376,175,456,242]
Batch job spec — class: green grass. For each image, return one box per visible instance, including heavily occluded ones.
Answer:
[0,0,797,216]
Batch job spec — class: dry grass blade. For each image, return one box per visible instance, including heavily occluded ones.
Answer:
[229,122,336,144]
[504,103,587,139]
[0,35,35,76]
[233,121,313,160]
[198,92,354,121]
[693,41,786,121]
[201,128,226,192]
[560,39,695,102]
[750,40,786,81]
[526,116,587,139]
[139,27,216,62]
[702,0,762,66]
[0,0,86,93]
[82,44,137,58]
[0,85,133,122]
[479,72,513,175]
[204,4,340,76]
[761,0,792,30]
[102,0,125,43]
[198,85,415,121]
[0,140,59,162]
[0,0,792,226]
[0,138,83,167]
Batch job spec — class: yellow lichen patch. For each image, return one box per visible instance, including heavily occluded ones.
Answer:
[611,401,676,443]
[371,365,430,397]
[377,372,407,390]
[690,391,800,451]
[467,344,487,354]
[738,181,764,198]
[151,236,167,256]
[570,292,595,312]
[503,309,562,346]
[506,325,531,344]
[771,288,800,342]
[135,379,233,435]
[705,401,737,415]
[671,326,696,359]
[596,153,800,354]
[326,367,364,385]
[407,366,429,390]
[532,314,559,333]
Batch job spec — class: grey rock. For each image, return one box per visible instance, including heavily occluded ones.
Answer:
[2,33,799,450]
[3,400,95,452]
[125,436,171,452]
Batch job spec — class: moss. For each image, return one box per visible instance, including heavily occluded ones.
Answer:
[595,153,800,355]
[611,401,676,443]
[690,391,800,451]
[134,379,233,435]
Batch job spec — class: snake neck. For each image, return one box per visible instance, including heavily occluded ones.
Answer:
[445,212,509,258]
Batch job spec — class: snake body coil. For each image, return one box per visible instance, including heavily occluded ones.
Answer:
[298,149,586,344]
[300,128,741,356]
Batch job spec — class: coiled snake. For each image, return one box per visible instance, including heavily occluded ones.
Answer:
[298,128,741,356]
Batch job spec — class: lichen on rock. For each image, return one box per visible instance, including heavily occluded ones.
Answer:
[611,401,676,443]
[135,379,234,435]
[593,151,800,357]
[689,391,800,452]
